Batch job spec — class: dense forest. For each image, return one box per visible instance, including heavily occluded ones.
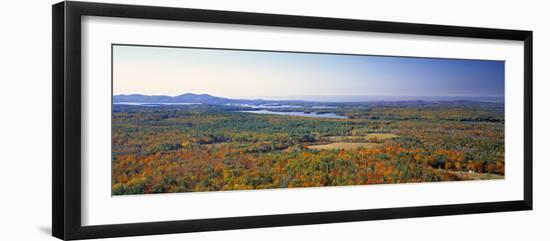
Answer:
[111,102,504,195]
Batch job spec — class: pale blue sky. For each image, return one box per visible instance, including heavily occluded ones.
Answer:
[113,45,504,101]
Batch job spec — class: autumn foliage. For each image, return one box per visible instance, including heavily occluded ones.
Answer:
[112,103,504,195]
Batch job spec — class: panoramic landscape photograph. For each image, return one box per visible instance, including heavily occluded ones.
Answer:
[111,44,505,195]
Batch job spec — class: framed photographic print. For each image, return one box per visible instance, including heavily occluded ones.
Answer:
[52,1,533,240]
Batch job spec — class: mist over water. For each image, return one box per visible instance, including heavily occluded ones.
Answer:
[239,110,348,119]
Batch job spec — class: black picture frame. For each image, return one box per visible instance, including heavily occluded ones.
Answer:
[52,1,533,240]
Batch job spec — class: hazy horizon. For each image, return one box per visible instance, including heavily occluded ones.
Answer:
[113,45,505,99]
[114,92,504,103]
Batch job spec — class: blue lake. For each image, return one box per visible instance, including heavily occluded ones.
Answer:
[239,110,348,119]
[226,103,336,109]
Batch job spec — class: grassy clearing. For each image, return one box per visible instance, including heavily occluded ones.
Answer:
[435,169,505,180]
[325,133,398,142]
[308,142,383,150]
[365,133,399,140]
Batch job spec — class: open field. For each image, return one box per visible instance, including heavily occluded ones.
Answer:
[111,101,505,195]
[325,133,399,142]
[308,142,383,150]
[435,170,505,180]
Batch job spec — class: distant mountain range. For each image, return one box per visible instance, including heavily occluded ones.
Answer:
[113,93,504,106]
[113,93,271,105]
